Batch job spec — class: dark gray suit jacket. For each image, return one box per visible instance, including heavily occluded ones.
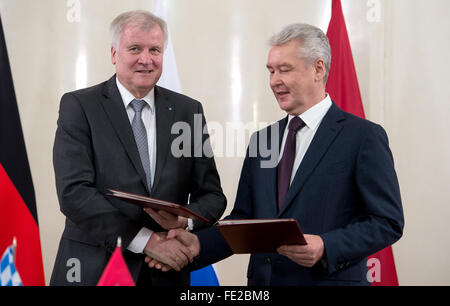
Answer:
[50,76,226,286]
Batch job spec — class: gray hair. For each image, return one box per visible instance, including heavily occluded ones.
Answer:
[269,23,331,84]
[110,10,168,49]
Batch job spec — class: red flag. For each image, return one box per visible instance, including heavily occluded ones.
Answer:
[325,0,399,286]
[0,16,45,286]
[97,240,135,286]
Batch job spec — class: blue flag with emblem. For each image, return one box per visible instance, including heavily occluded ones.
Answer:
[0,239,23,286]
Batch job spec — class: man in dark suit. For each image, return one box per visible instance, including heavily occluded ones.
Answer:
[50,10,226,286]
[149,23,404,285]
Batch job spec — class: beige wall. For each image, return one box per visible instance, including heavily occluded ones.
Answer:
[0,0,449,285]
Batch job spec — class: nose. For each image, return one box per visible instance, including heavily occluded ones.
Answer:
[270,71,282,88]
[138,50,153,65]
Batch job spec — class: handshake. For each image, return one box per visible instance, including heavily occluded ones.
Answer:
[142,208,201,272]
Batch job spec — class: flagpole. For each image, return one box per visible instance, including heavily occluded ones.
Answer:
[12,237,17,264]
[97,236,135,286]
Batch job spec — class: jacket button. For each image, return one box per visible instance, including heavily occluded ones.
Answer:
[266,258,272,264]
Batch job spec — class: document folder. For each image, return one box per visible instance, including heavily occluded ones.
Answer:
[107,189,210,223]
[217,218,307,254]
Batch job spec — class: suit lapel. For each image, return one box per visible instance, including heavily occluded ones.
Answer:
[264,117,288,217]
[279,103,345,216]
[100,76,150,193]
[150,86,175,194]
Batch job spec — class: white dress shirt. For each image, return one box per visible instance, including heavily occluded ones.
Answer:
[116,78,193,254]
[279,95,333,185]
[116,78,156,254]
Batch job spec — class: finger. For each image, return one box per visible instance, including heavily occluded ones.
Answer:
[278,248,309,262]
[167,228,183,240]
[173,248,190,267]
[150,259,159,268]
[168,247,188,270]
[161,264,172,272]
[170,240,191,266]
[286,253,316,267]
[157,210,178,220]
[298,260,315,268]
[145,208,162,222]
[149,262,160,269]
[173,239,195,262]
[149,259,171,271]
[147,258,165,269]
[183,247,195,263]
[155,254,181,272]
[158,242,188,270]
[278,245,308,254]
[147,243,183,271]
[280,253,312,267]
[146,208,174,222]
[166,259,181,272]
[278,244,307,251]
[279,249,310,260]
[178,234,193,246]
[144,208,156,215]
[171,231,199,261]
[277,247,292,256]
[169,230,194,248]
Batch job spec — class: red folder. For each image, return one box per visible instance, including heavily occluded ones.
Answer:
[107,189,210,223]
[217,218,307,254]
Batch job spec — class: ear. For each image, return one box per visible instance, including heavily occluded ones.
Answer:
[314,58,326,83]
[111,46,117,65]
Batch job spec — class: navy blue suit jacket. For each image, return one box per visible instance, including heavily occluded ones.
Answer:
[196,103,404,286]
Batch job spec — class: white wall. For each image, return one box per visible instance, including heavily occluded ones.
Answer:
[0,0,448,285]
[384,0,450,286]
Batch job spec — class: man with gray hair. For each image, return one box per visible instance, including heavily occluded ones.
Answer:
[152,23,403,286]
[50,10,226,286]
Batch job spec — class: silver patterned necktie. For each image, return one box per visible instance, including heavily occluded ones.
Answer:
[131,99,151,190]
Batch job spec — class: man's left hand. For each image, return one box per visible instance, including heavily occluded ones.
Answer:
[144,208,188,230]
[277,234,325,268]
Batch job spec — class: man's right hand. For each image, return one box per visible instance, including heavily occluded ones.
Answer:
[167,229,201,257]
[143,232,195,272]
[144,229,201,271]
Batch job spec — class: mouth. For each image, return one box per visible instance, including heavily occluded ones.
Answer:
[136,70,153,74]
[275,90,290,100]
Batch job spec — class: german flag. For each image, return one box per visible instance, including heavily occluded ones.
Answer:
[0,15,45,286]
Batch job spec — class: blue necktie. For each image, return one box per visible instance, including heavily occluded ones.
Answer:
[131,100,151,190]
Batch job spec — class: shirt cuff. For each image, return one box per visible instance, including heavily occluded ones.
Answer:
[187,218,194,231]
[127,227,153,254]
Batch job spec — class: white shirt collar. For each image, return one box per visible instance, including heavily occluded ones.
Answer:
[288,94,332,131]
[115,77,155,113]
